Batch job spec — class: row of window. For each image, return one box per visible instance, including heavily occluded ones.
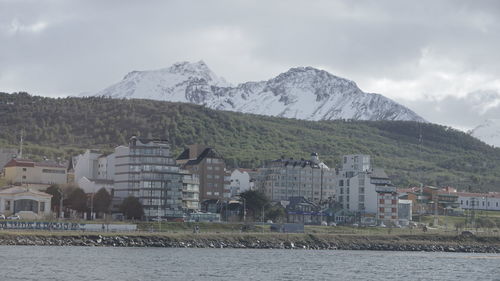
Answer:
[461,200,500,207]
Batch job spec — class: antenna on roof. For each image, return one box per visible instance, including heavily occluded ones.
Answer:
[18,129,24,159]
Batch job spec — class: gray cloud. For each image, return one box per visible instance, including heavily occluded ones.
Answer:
[0,0,499,129]
[400,90,500,129]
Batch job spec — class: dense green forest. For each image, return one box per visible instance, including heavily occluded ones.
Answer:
[1,92,500,192]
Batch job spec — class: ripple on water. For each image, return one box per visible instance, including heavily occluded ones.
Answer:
[1,247,500,281]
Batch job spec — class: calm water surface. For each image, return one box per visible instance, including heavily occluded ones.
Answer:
[0,246,499,281]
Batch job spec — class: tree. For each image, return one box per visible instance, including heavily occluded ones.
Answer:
[93,187,112,215]
[68,187,88,213]
[44,184,62,211]
[266,205,286,223]
[239,190,270,221]
[120,196,144,220]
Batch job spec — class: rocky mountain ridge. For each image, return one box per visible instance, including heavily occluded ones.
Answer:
[94,61,426,122]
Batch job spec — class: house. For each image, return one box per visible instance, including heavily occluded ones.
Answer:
[285,196,329,224]
[0,186,52,218]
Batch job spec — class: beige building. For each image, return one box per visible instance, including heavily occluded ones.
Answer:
[0,186,52,218]
[2,159,67,188]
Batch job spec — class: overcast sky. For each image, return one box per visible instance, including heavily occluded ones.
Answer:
[1,0,500,130]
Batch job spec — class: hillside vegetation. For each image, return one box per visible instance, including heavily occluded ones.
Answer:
[1,92,499,191]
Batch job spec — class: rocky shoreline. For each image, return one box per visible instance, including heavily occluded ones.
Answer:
[1,233,499,253]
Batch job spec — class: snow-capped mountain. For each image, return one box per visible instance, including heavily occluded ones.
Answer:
[470,119,500,147]
[94,61,425,122]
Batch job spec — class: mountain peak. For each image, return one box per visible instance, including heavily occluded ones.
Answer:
[271,66,359,89]
[95,60,425,122]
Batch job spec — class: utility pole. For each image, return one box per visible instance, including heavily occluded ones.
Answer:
[262,205,265,233]
[58,188,64,220]
[90,192,95,220]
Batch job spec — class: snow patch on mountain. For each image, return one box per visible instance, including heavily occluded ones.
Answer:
[94,61,426,122]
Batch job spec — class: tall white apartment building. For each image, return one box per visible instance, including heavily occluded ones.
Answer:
[114,136,185,219]
[336,154,396,221]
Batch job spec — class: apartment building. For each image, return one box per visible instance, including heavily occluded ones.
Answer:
[114,136,185,219]
[180,170,200,212]
[177,144,230,202]
[336,154,398,223]
[257,153,336,203]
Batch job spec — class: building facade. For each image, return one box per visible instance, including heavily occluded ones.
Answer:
[336,154,398,223]
[257,153,336,203]
[2,159,67,188]
[177,144,230,202]
[0,186,52,218]
[180,170,200,212]
[458,192,500,211]
[114,137,185,219]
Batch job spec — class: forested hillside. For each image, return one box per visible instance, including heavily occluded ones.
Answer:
[1,92,499,191]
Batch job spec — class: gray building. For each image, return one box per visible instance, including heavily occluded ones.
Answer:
[257,153,336,203]
[113,136,185,219]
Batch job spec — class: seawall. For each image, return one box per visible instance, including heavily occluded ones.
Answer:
[1,232,499,253]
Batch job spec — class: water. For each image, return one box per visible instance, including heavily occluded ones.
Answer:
[1,246,499,281]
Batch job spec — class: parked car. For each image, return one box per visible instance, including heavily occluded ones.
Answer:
[7,215,20,220]
[0,214,5,219]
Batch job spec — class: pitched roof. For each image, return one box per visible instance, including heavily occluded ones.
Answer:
[183,147,224,166]
[0,186,52,198]
[177,148,190,160]
[3,159,35,168]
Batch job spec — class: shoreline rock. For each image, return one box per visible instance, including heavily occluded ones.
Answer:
[0,233,499,253]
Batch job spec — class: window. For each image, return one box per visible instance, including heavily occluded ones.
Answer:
[379,207,384,212]
[40,202,45,212]
[379,199,385,204]
[22,168,27,172]
[22,175,26,179]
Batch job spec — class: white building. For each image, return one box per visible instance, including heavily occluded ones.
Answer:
[229,169,252,197]
[0,186,52,218]
[457,192,500,211]
[73,150,115,183]
[398,199,413,225]
[336,154,396,219]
